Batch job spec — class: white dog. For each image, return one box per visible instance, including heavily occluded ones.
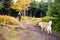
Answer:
[39,21,52,34]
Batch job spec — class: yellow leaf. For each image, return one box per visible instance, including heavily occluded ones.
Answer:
[10,0,32,12]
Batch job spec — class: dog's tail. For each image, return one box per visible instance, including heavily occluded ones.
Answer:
[49,21,52,26]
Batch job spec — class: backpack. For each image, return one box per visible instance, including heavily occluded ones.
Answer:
[18,12,21,17]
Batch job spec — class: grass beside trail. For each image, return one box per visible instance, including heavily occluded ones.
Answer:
[0,15,20,25]
[1,27,19,40]
[0,15,20,40]
[21,16,42,26]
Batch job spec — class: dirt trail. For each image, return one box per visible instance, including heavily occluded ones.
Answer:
[17,20,60,40]
[0,34,5,40]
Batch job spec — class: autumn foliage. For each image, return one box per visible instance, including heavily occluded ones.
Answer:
[10,0,32,11]
[0,15,20,25]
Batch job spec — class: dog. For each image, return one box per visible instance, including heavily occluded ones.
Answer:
[39,21,52,34]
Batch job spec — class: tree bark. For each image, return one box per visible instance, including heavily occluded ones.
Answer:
[23,10,26,16]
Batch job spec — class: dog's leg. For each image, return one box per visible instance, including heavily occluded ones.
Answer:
[47,26,52,34]
[47,30,49,34]
[47,26,50,34]
[45,28,47,31]
[47,29,52,34]
[49,27,52,34]
[49,21,52,34]
[41,26,44,31]
[50,30,52,34]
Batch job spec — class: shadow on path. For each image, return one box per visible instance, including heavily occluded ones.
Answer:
[0,34,5,40]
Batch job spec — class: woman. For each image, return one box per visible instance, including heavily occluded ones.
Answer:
[18,12,21,21]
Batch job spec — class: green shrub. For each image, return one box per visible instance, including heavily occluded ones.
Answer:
[41,16,53,22]
[52,18,60,33]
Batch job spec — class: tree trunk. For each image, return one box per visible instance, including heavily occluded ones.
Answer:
[23,10,26,16]
[8,9,11,16]
[41,12,42,18]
